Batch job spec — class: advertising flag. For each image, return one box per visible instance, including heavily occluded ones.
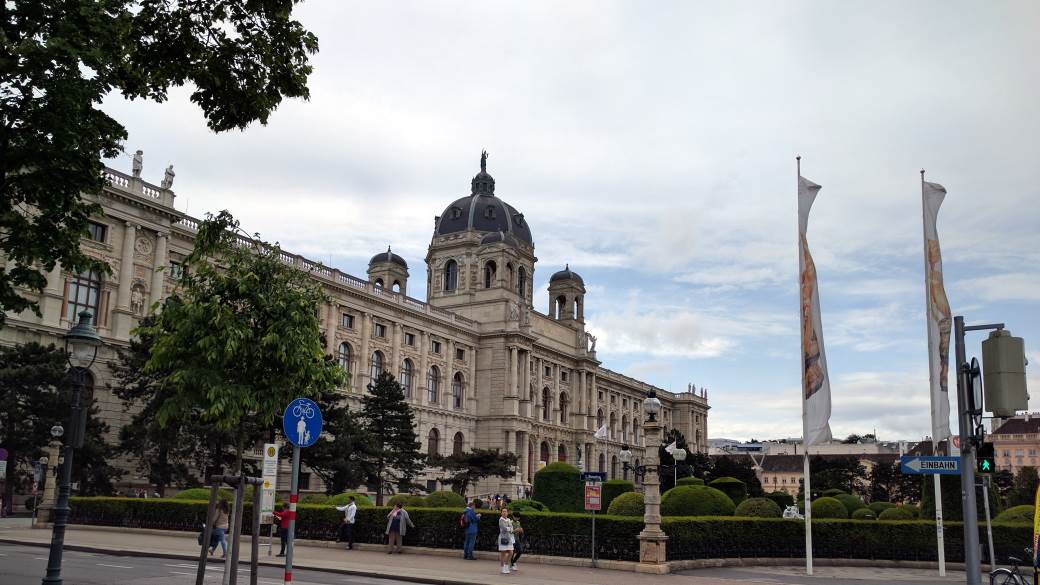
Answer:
[594,424,608,440]
[922,180,952,442]
[798,174,832,447]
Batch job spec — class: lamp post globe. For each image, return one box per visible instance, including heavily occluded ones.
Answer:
[642,390,662,421]
[50,425,63,439]
[619,445,633,465]
[64,310,101,369]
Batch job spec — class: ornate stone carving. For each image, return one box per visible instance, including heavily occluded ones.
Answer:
[134,236,153,258]
[130,283,146,315]
[161,165,175,189]
[132,150,143,178]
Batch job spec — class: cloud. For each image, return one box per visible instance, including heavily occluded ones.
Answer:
[956,273,1040,303]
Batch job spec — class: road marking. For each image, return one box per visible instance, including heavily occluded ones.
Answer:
[34,556,48,560]
[169,571,196,576]
[166,563,198,568]
[97,562,134,569]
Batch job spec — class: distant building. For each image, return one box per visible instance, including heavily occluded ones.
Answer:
[754,453,900,497]
[991,415,1040,475]
[710,438,905,457]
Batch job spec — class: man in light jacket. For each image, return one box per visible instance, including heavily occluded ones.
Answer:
[334,496,358,550]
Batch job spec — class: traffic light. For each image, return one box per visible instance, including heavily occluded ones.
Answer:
[976,442,995,474]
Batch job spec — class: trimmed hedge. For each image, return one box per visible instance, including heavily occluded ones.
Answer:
[734,497,781,518]
[811,497,848,519]
[662,486,735,517]
[903,504,922,519]
[833,493,867,515]
[878,507,915,521]
[994,505,1034,523]
[67,497,1033,564]
[424,491,466,509]
[851,508,876,520]
[601,480,634,513]
[708,477,747,505]
[387,494,426,507]
[607,492,644,516]
[676,477,705,487]
[509,499,548,513]
[821,488,847,498]
[326,492,374,507]
[532,462,583,513]
[868,501,896,516]
[765,491,795,510]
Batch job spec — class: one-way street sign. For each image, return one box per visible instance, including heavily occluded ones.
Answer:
[900,456,960,475]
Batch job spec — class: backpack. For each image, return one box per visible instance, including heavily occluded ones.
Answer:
[458,512,469,529]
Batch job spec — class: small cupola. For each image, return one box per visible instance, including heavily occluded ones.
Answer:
[548,264,586,325]
[368,245,409,295]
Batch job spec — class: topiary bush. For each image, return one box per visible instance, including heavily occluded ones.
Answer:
[708,477,747,505]
[601,480,635,512]
[821,488,847,498]
[765,491,795,510]
[878,506,915,521]
[851,508,877,520]
[868,501,896,516]
[677,477,705,487]
[386,494,425,508]
[734,497,782,518]
[326,492,374,507]
[424,491,466,509]
[833,493,867,515]
[994,505,1034,523]
[510,499,549,513]
[532,462,583,513]
[172,487,230,501]
[607,491,645,516]
[811,497,848,519]
[661,486,735,517]
[902,504,921,518]
[300,493,329,504]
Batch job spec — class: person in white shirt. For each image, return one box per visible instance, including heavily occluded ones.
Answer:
[334,496,358,550]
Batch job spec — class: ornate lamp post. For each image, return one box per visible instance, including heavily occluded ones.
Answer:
[619,390,669,570]
[671,448,687,486]
[42,310,102,585]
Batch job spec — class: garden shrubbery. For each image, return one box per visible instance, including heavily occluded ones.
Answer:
[387,494,426,508]
[532,462,583,513]
[764,491,795,509]
[509,499,549,513]
[878,507,915,521]
[661,486,735,517]
[708,477,747,505]
[811,497,848,519]
[851,508,876,520]
[676,477,705,487]
[606,492,644,516]
[734,497,781,518]
[833,493,867,515]
[326,492,374,507]
[868,501,896,516]
[994,505,1034,523]
[424,491,466,509]
[601,480,634,512]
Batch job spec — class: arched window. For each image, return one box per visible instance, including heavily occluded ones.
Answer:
[452,372,464,409]
[400,359,413,398]
[541,387,552,421]
[558,444,567,463]
[484,261,496,289]
[337,342,352,373]
[453,432,465,456]
[427,428,440,456]
[66,269,103,324]
[539,442,550,464]
[634,458,641,483]
[611,455,618,479]
[609,412,617,440]
[444,260,458,291]
[632,419,639,445]
[596,409,604,430]
[621,415,629,443]
[559,392,569,425]
[506,262,515,290]
[598,453,606,472]
[517,266,527,297]
[369,351,384,383]
[374,278,384,288]
[392,281,402,293]
[623,461,629,480]
[555,296,566,320]
[428,366,440,404]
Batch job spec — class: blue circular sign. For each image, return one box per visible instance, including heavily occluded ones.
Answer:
[283,398,323,448]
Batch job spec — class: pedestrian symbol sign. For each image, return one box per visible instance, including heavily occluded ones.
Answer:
[282,398,323,448]
[976,443,996,474]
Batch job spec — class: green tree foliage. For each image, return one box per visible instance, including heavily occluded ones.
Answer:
[532,462,583,513]
[709,456,764,497]
[991,470,1015,507]
[677,477,705,487]
[868,461,901,503]
[708,477,748,505]
[424,491,466,508]
[734,497,782,518]
[138,212,344,468]
[765,491,795,509]
[809,456,867,496]
[868,501,896,515]
[921,475,997,521]
[811,497,848,519]
[994,504,1034,523]
[430,448,517,496]
[851,508,877,520]
[661,485,735,517]
[878,506,914,520]
[300,385,376,496]
[833,493,867,515]
[359,371,424,505]
[0,0,318,327]
[606,491,645,516]
[1009,466,1039,507]
[601,480,635,512]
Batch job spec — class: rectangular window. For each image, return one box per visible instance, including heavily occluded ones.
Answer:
[404,332,415,346]
[66,270,102,325]
[341,313,355,328]
[455,348,465,361]
[544,366,551,377]
[374,323,386,338]
[168,261,184,279]
[431,340,441,354]
[598,391,604,401]
[87,221,107,242]
[561,371,568,382]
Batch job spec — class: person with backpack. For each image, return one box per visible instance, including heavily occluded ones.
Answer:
[460,499,481,560]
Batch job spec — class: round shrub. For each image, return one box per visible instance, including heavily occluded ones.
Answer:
[851,508,877,520]
[995,505,1034,523]
[424,491,466,508]
[833,493,867,515]
[821,488,847,498]
[532,462,583,513]
[386,494,425,508]
[661,486,735,517]
[607,491,645,516]
[510,499,549,512]
[878,506,915,520]
[677,477,705,487]
[300,493,328,504]
[902,504,921,518]
[601,480,635,512]
[708,477,747,505]
[734,497,782,518]
[173,487,253,501]
[326,492,373,507]
[765,491,795,510]
[868,501,896,516]
[811,497,848,519]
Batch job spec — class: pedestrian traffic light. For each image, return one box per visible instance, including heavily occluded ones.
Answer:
[976,442,995,474]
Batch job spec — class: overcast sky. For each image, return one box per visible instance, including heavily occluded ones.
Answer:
[102,1,1039,442]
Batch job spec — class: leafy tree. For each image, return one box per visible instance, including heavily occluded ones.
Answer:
[300,387,377,495]
[1,0,318,327]
[138,212,344,472]
[430,448,517,496]
[709,456,764,497]
[991,469,1015,507]
[71,405,124,496]
[358,371,424,505]
[810,456,867,496]
[1009,466,1039,507]
[868,460,900,503]
[842,434,862,444]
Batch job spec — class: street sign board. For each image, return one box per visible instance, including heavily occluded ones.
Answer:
[901,456,960,475]
[584,483,602,511]
[260,443,280,524]
[282,398,323,448]
[581,472,606,483]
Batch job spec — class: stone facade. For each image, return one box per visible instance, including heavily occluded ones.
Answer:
[1,157,710,498]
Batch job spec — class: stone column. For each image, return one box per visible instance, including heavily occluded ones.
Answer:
[149,231,168,308]
[418,331,429,405]
[359,312,371,390]
[508,346,518,396]
[392,323,402,377]
[467,346,477,412]
[116,223,137,310]
[324,301,336,354]
[578,371,587,429]
[41,263,65,327]
[637,414,669,572]
[517,431,527,484]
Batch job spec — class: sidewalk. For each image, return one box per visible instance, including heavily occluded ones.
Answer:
[0,523,968,585]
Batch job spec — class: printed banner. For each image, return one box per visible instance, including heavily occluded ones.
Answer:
[799,175,832,447]
[923,181,952,442]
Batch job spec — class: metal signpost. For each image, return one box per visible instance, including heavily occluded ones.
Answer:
[261,443,280,556]
[282,398,323,585]
[582,472,604,567]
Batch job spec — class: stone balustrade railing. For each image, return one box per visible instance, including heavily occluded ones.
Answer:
[104,168,174,207]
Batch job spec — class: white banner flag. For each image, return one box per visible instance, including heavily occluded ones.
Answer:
[664,441,677,454]
[594,424,608,440]
[923,180,952,442]
[799,174,832,447]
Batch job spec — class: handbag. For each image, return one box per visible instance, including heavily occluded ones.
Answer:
[499,536,510,546]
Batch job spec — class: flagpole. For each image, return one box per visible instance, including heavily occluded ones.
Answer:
[798,155,814,577]
[921,168,947,576]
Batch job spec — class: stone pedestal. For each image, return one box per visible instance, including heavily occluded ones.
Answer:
[636,531,670,573]
[636,414,669,573]
[34,443,62,528]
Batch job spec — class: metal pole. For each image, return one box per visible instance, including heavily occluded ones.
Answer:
[954,316,981,585]
[41,371,83,585]
[196,482,221,585]
[283,446,301,585]
[229,477,245,585]
[251,478,262,585]
[802,452,813,576]
[981,476,994,569]
[591,508,596,568]
[932,475,946,575]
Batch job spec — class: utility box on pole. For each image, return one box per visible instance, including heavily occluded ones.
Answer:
[981,330,1028,417]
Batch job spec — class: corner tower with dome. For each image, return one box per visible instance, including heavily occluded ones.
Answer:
[2,151,711,501]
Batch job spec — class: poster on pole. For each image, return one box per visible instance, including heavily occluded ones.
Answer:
[260,443,279,524]
[584,483,602,511]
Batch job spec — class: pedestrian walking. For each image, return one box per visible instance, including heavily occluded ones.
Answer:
[271,504,290,556]
[497,507,514,574]
[509,512,525,572]
[461,499,481,560]
[209,500,230,558]
[334,496,358,550]
[384,502,414,554]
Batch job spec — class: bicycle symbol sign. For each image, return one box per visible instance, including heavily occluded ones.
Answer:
[283,397,323,448]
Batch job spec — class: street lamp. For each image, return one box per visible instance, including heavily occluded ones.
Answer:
[637,390,668,566]
[672,448,687,486]
[42,310,102,585]
[34,456,50,526]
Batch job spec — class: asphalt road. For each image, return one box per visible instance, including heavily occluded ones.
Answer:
[680,565,980,585]
[0,543,417,585]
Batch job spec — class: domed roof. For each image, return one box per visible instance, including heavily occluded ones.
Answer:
[435,151,533,245]
[369,246,408,269]
[480,230,520,246]
[550,264,584,285]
